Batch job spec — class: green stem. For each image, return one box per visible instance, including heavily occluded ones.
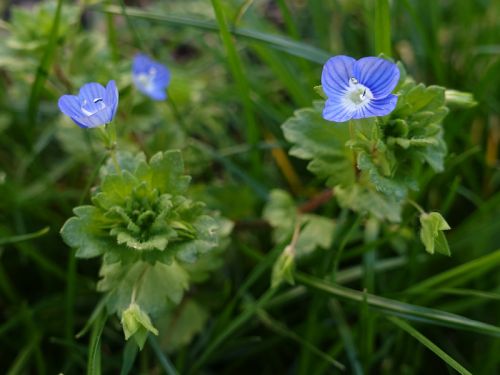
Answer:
[407,198,425,214]
[103,123,122,174]
[131,265,149,303]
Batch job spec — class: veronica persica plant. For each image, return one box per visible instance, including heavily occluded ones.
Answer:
[58,80,119,128]
[321,56,400,122]
[132,53,170,101]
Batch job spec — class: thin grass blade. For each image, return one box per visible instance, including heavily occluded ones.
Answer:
[388,316,472,375]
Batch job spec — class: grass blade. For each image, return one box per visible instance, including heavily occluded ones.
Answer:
[120,340,138,375]
[407,248,500,294]
[148,336,179,375]
[210,0,260,177]
[188,288,277,374]
[0,227,50,246]
[387,316,472,375]
[297,273,500,337]
[27,0,64,128]
[374,0,391,56]
[328,300,363,375]
[257,307,345,371]
[87,310,107,375]
[99,5,330,64]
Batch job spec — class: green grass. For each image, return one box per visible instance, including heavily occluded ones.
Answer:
[0,0,499,374]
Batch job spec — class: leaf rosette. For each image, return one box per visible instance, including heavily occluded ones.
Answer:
[282,62,462,222]
[61,150,230,346]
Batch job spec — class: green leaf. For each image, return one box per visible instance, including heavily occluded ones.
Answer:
[357,151,408,199]
[158,299,209,352]
[60,206,115,259]
[295,214,335,255]
[263,189,297,244]
[335,185,402,222]
[282,102,354,187]
[263,190,336,255]
[420,212,451,255]
[98,260,190,316]
[149,150,191,195]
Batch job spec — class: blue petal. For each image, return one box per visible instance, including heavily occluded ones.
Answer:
[353,57,400,98]
[322,97,355,122]
[153,64,170,87]
[76,106,114,128]
[104,80,119,120]
[132,53,152,73]
[58,95,82,118]
[321,55,356,97]
[78,82,107,103]
[148,89,167,101]
[363,94,398,117]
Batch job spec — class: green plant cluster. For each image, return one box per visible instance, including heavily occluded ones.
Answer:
[282,64,455,223]
[61,150,231,348]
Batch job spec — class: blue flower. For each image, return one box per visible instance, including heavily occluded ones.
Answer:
[132,54,170,101]
[58,80,119,128]
[321,56,400,122]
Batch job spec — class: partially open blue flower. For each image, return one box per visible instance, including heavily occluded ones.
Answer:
[321,56,400,122]
[58,81,119,128]
[132,54,170,101]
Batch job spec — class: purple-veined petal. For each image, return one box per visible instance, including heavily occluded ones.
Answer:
[363,94,398,117]
[78,82,107,103]
[322,97,356,123]
[104,80,119,119]
[76,106,114,128]
[353,57,400,99]
[321,55,356,97]
[58,95,82,119]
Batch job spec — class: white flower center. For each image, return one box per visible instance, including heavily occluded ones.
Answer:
[342,77,373,111]
[81,98,106,116]
[136,72,156,93]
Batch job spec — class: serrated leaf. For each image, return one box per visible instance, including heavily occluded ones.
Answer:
[357,151,408,199]
[295,214,335,255]
[263,189,296,244]
[99,260,190,316]
[335,185,402,222]
[149,150,191,195]
[263,190,336,255]
[282,102,355,187]
[420,212,451,256]
[93,171,138,209]
[60,206,114,258]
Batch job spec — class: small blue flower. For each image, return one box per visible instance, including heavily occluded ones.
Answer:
[132,54,170,101]
[58,80,119,128]
[321,55,400,122]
